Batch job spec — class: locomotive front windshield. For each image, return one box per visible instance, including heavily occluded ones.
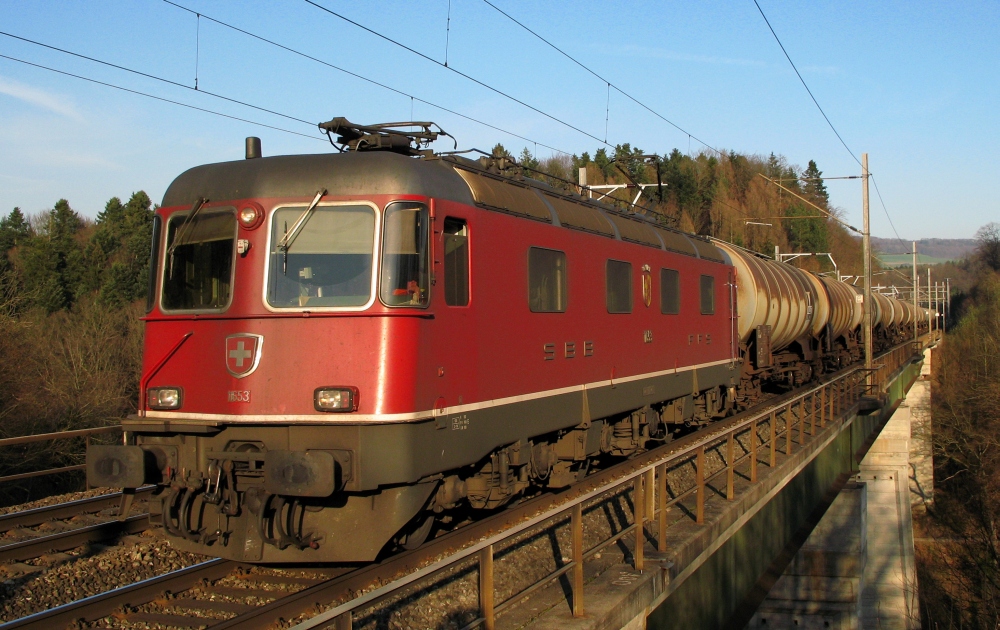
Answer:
[161,208,236,311]
[267,205,376,308]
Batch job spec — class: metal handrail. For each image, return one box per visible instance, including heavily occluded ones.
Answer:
[293,334,936,630]
[0,426,121,449]
[0,425,122,485]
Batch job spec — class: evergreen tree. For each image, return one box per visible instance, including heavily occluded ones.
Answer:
[594,148,613,178]
[0,208,30,252]
[612,143,649,183]
[518,147,539,172]
[17,200,85,312]
[785,203,827,254]
[801,160,829,207]
[90,192,154,306]
[491,143,511,158]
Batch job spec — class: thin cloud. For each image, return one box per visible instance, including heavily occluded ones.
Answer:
[0,75,83,121]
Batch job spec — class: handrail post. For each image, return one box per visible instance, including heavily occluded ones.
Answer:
[750,419,758,482]
[769,411,777,467]
[820,386,826,428]
[726,432,735,500]
[658,464,668,553]
[481,545,495,630]
[829,382,835,421]
[809,392,816,436]
[798,398,805,444]
[572,503,584,617]
[835,381,841,415]
[696,446,705,525]
[645,468,655,521]
[634,475,645,570]
[785,404,793,455]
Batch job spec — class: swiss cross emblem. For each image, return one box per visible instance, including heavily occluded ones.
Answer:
[225,334,263,378]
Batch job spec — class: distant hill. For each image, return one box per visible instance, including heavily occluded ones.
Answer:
[878,253,952,268]
[871,237,976,261]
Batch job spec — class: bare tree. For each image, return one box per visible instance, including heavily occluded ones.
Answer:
[975,222,1000,271]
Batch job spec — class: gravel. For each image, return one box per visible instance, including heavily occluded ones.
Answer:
[0,488,119,517]
[0,528,209,623]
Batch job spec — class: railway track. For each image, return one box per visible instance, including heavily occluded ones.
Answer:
[0,392,803,629]
[0,489,154,564]
[0,343,924,630]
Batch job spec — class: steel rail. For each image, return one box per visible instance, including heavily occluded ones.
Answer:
[0,514,149,563]
[0,487,153,531]
[0,558,237,630]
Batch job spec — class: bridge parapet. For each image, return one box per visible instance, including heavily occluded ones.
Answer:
[289,334,938,630]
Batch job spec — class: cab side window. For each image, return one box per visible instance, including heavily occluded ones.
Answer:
[380,202,429,307]
[528,247,567,312]
[607,260,632,313]
[444,217,469,306]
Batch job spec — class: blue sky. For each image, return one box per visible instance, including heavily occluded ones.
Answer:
[1,0,996,239]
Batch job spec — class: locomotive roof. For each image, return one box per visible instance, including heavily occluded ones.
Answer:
[161,150,724,262]
[162,151,476,208]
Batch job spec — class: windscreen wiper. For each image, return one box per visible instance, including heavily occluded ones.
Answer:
[277,189,326,274]
[166,197,207,278]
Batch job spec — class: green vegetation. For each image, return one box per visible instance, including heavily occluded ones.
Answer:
[0,193,152,505]
[878,253,952,267]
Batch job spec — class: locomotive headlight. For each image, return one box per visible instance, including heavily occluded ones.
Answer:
[147,387,183,410]
[238,204,264,229]
[314,387,358,412]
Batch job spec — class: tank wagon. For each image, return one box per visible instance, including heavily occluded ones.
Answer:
[87,120,930,563]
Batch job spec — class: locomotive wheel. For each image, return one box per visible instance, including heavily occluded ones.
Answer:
[399,514,435,550]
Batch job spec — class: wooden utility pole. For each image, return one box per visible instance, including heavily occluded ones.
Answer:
[912,242,918,341]
[862,154,873,375]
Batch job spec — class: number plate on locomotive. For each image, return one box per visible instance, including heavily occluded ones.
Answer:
[228,390,251,403]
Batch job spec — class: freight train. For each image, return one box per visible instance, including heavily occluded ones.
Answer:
[87,120,930,562]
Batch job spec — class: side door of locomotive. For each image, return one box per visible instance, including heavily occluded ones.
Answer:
[428,202,478,411]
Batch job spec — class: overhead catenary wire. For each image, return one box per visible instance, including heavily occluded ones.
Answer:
[302,0,612,149]
[486,0,901,254]
[162,0,571,157]
[751,0,858,167]
[869,175,906,246]
[0,30,316,127]
[481,0,723,157]
[0,53,324,140]
[751,0,908,247]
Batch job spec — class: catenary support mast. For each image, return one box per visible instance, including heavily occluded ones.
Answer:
[862,154,872,375]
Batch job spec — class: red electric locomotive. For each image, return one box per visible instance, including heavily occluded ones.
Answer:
[88,120,740,562]
[87,119,926,563]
